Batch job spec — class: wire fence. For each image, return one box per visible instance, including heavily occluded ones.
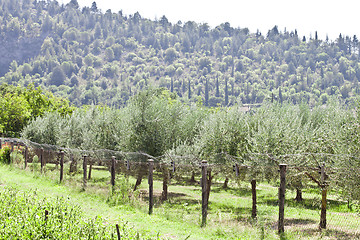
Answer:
[0,137,359,238]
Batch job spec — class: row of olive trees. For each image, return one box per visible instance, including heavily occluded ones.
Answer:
[22,89,207,156]
[21,91,360,201]
[193,98,359,202]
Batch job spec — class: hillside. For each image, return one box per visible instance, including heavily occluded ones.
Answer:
[0,0,360,107]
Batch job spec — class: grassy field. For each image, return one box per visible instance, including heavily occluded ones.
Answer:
[0,162,359,239]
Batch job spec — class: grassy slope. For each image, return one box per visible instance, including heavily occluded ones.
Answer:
[0,164,358,240]
[0,165,243,239]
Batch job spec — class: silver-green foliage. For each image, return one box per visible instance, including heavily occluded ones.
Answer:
[20,91,360,201]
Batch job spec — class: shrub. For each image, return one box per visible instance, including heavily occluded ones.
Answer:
[0,146,11,164]
[0,187,115,239]
[107,175,138,206]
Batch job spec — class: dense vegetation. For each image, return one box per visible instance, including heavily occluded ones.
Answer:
[0,83,74,137]
[1,0,360,107]
[0,186,136,239]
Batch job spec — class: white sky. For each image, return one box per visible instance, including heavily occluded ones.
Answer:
[60,0,360,41]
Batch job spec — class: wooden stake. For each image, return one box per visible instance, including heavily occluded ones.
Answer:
[60,151,64,183]
[40,148,44,173]
[278,164,287,233]
[161,165,168,201]
[251,179,257,219]
[45,209,49,222]
[320,162,327,229]
[116,224,121,240]
[83,155,87,190]
[111,156,116,187]
[148,159,154,215]
[88,159,93,180]
[201,160,208,227]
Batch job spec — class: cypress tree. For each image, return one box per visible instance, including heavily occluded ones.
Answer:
[204,77,209,106]
[170,78,174,92]
[182,79,186,94]
[215,75,220,97]
[224,77,229,106]
[188,78,191,99]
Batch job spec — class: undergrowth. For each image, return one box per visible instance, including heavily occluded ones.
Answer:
[0,186,143,239]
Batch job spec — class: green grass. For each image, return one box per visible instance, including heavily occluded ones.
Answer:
[0,162,359,239]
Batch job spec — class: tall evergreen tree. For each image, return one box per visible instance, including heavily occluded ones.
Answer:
[204,77,209,106]
[170,78,174,92]
[215,75,220,97]
[91,1,98,13]
[188,78,191,99]
[224,77,229,106]
[68,0,79,9]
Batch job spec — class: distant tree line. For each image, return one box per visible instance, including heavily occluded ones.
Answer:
[0,0,360,107]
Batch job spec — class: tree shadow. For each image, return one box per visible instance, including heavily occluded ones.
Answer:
[300,228,360,240]
[168,192,187,198]
[259,197,351,213]
[211,186,253,197]
[284,218,317,226]
[209,203,252,215]
[258,198,278,206]
[140,190,200,209]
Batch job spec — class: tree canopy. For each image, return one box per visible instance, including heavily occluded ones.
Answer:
[0,83,74,137]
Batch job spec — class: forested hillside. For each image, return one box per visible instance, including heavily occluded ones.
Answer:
[1,0,360,107]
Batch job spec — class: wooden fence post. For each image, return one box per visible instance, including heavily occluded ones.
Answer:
[43,149,48,171]
[320,162,327,229]
[278,164,287,233]
[83,155,87,190]
[60,151,64,183]
[201,160,208,227]
[251,179,257,219]
[40,148,44,173]
[148,159,154,215]
[161,164,169,201]
[88,159,93,180]
[111,156,116,187]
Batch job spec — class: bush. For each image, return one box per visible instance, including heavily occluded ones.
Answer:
[0,146,11,164]
[0,187,116,239]
[107,175,138,206]
[10,150,24,167]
